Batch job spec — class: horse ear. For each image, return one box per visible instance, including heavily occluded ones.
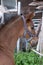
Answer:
[25,12,34,21]
[29,12,34,19]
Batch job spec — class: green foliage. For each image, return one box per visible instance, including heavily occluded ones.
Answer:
[14,51,43,65]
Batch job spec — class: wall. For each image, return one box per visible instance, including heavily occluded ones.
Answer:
[4,0,33,22]
[0,0,33,21]
[18,0,33,7]
[2,0,16,8]
[0,0,33,7]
